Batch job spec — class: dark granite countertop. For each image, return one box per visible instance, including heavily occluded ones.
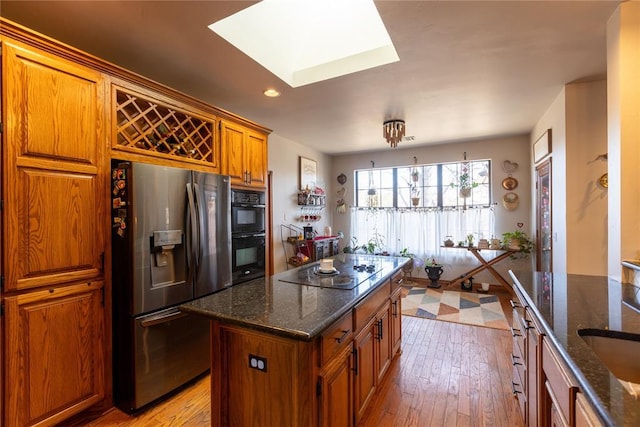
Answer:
[509,270,640,427]
[181,254,408,341]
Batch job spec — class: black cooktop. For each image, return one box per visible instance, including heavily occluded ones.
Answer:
[278,259,384,290]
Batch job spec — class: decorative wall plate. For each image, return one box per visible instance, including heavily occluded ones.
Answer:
[502,192,519,211]
[501,177,519,190]
[502,160,518,174]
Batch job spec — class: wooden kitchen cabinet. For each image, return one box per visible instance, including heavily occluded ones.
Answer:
[318,310,354,427]
[2,38,107,292]
[221,119,268,188]
[353,281,394,423]
[1,37,109,426]
[575,392,603,427]
[525,310,542,426]
[3,281,105,426]
[511,284,544,426]
[354,316,377,421]
[318,343,354,427]
[390,285,402,356]
[542,338,578,427]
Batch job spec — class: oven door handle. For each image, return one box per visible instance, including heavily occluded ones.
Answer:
[232,203,266,209]
[233,233,266,239]
[139,308,189,328]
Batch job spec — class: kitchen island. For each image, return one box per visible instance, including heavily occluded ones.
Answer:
[509,270,640,426]
[181,254,408,427]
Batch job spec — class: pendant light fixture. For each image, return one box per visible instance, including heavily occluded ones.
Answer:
[383,119,405,148]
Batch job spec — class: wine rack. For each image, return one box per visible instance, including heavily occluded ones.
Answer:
[114,88,215,163]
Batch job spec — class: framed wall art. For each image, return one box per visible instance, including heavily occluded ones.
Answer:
[299,156,317,190]
[533,129,552,163]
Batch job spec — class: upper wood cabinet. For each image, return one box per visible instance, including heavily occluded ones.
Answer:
[2,39,107,292]
[221,120,268,188]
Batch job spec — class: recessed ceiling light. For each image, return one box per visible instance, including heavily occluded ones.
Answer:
[263,88,281,97]
[209,0,399,88]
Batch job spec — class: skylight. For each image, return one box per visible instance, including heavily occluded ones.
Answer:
[208,0,399,88]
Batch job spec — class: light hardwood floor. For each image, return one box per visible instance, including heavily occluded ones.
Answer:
[80,288,523,427]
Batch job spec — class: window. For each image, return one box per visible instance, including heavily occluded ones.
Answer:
[355,160,491,208]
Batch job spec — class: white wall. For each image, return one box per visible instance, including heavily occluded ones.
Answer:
[268,134,332,274]
[531,80,609,276]
[565,80,608,275]
[329,135,532,282]
[607,2,640,280]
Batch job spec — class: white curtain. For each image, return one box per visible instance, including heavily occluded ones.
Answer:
[350,207,496,272]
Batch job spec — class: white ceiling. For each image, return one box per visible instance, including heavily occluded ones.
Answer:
[1,1,621,155]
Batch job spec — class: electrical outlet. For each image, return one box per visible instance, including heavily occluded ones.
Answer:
[248,354,267,372]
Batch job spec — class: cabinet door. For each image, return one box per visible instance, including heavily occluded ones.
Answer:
[375,302,392,384]
[526,312,541,427]
[319,344,353,427]
[220,120,247,185]
[390,286,402,357]
[354,318,376,422]
[2,40,106,291]
[4,281,105,426]
[246,130,268,188]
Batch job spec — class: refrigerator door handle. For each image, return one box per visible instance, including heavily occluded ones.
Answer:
[139,308,189,327]
[192,183,202,271]
[186,183,199,283]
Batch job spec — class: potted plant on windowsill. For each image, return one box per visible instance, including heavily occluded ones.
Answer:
[502,230,534,259]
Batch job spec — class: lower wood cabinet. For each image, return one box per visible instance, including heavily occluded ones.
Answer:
[354,315,377,421]
[353,290,395,423]
[512,281,603,427]
[3,281,105,426]
[575,392,603,427]
[390,286,402,356]
[542,338,578,427]
[526,310,541,426]
[318,343,354,427]
[209,272,403,427]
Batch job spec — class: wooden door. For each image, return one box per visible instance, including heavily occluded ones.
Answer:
[2,40,106,291]
[354,318,376,422]
[3,281,105,426]
[536,159,552,272]
[220,120,247,185]
[246,130,268,188]
[319,344,353,427]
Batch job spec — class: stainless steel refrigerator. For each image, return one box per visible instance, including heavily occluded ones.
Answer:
[111,160,231,413]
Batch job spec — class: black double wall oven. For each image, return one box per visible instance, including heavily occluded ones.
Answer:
[231,189,266,284]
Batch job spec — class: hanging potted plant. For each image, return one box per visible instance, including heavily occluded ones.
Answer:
[410,185,420,207]
[411,168,420,183]
[450,162,479,198]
